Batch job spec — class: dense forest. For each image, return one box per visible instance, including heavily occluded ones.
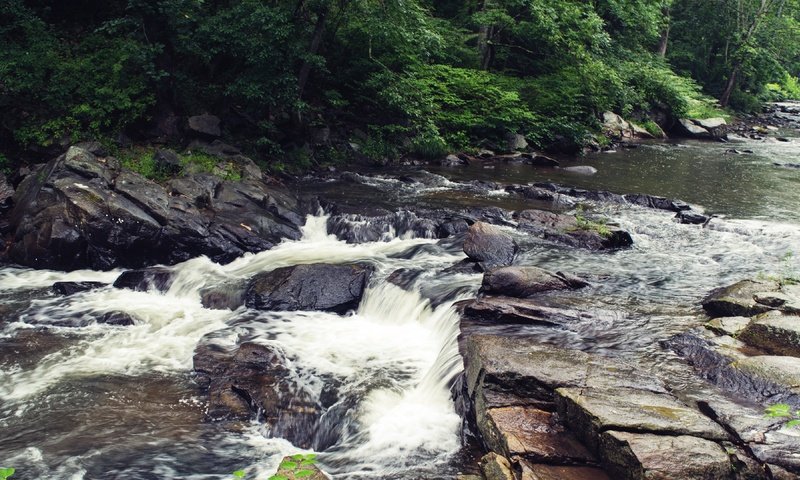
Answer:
[2,0,800,171]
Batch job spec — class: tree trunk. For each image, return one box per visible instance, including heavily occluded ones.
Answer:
[657,6,670,57]
[479,25,496,70]
[297,8,328,101]
[719,65,740,107]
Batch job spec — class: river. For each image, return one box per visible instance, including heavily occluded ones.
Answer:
[1,113,800,479]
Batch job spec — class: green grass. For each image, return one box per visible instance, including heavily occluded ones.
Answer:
[685,98,732,121]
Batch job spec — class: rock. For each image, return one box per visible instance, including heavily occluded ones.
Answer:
[738,311,800,356]
[152,149,182,175]
[702,280,780,317]
[676,210,709,225]
[4,147,303,270]
[200,285,245,310]
[480,452,515,480]
[562,166,597,175]
[187,114,221,138]
[442,154,469,167]
[506,133,529,151]
[677,119,711,138]
[270,454,327,480]
[556,387,728,453]
[519,462,610,480]
[98,311,136,326]
[525,154,560,167]
[516,210,633,251]
[463,222,519,270]
[113,267,175,292]
[624,194,690,212]
[602,112,633,139]
[193,342,322,448]
[505,186,575,208]
[695,118,727,130]
[480,406,596,464]
[705,316,751,337]
[52,281,107,295]
[599,431,731,480]
[733,356,800,393]
[458,296,586,328]
[0,174,15,213]
[481,266,588,297]
[244,263,373,313]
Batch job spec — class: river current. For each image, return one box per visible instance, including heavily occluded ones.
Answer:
[1,113,800,479]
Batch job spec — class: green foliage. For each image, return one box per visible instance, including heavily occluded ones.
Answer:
[232,470,246,479]
[0,468,14,480]
[765,403,800,428]
[119,147,167,181]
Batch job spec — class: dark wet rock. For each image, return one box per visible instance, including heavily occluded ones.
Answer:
[556,387,728,451]
[152,149,182,175]
[506,186,576,208]
[200,285,245,310]
[480,406,595,465]
[193,341,322,448]
[457,296,587,327]
[676,210,709,225]
[244,263,373,313]
[702,280,781,317]
[113,267,175,292]
[738,311,800,357]
[533,184,625,205]
[775,162,800,169]
[187,114,221,138]
[516,209,633,251]
[0,174,15,213]
[519,462,611,480]
[3,146,303,270]
[386,268,425,291]
[98,311,136,326]
[463,221,519,270]
[52,281,107,295]
[524,154,560,168]
[624,194,691,212]
[481,266,588,297]
[598,431,731,480]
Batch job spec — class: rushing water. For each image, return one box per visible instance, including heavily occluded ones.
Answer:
[2,113,800,478]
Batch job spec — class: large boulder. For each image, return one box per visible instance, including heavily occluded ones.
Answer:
[702,280,780,317]
[193,342,323,448]
[187,114,221,138]
[481,266,588,297]
[738,311,800,357]
[516,210,633,251]
[463,221,519,270]
[244,263,373,313]
[3,146,303,270]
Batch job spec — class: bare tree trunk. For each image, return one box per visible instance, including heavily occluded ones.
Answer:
[479,25,495,70]
[297,7,328,101]
[657,5,670,57]
[720,64,740,107]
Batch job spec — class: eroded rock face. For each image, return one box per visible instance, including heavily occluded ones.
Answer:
[463,221,519,270]
[193,342,323,449]
[481,266,589,297]
[739,311,800,357]
[702,280,780,317]
[244,263,373,313]
[3,146,303,270]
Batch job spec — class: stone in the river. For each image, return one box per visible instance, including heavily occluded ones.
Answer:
[480,452,515,480]
[733,356,800,393]
[738,311,800,357]
[481,266,588,297]
[599,431,731,480]
[244,263,373,313]
[702,280,780,317]
[193,342,322,448]
[677,118,712,138]
[624,194,690,212]
[98,311,135,326]
[52,281,107,295]
[442,154,469,167]
[525,154,560,168]
[200,285,245,310]
[113,267,175,292]
[676,210,709,225]
[480,406,596,464]
[515,209,633,251]
[519,462,611,480]
[463,221,519,270]
[562,166,598,175]
[705,316,751,337]
[457,296,585,327]
[556,387,728,452]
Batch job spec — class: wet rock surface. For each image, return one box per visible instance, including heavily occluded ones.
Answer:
[702,280,781,317]
[2,146,303,270]
[244,263,373,313]
[463,221,519,270]
[481,266,588,297]
[52,281,107,295]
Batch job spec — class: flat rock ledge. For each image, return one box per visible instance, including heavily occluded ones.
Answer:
[460,334,795,480]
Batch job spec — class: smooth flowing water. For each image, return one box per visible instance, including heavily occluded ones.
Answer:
[2,112,800,479]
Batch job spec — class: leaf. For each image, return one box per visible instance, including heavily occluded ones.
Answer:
[279,461,297,470]
[787,419,800,428]
[295,470,316,478]
[302,454,317,462]
[765,403,792,418]
[268,476,288,480]
[232,470,246,479]
[0,468,14,480]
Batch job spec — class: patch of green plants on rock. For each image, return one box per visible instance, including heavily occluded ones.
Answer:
[765,403,800,428]
[0,467,15,480]
[270,453,319,480]
[572,206,612,238]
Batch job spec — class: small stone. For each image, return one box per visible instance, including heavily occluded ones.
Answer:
[463,221,519,270]
[480,452,515,480]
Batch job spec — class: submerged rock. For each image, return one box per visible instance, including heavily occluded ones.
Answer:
[244,263,373,313]
[481,266,588,297]
[113,267,175,292]
[52,281,107,295]
[463,221,519,270]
